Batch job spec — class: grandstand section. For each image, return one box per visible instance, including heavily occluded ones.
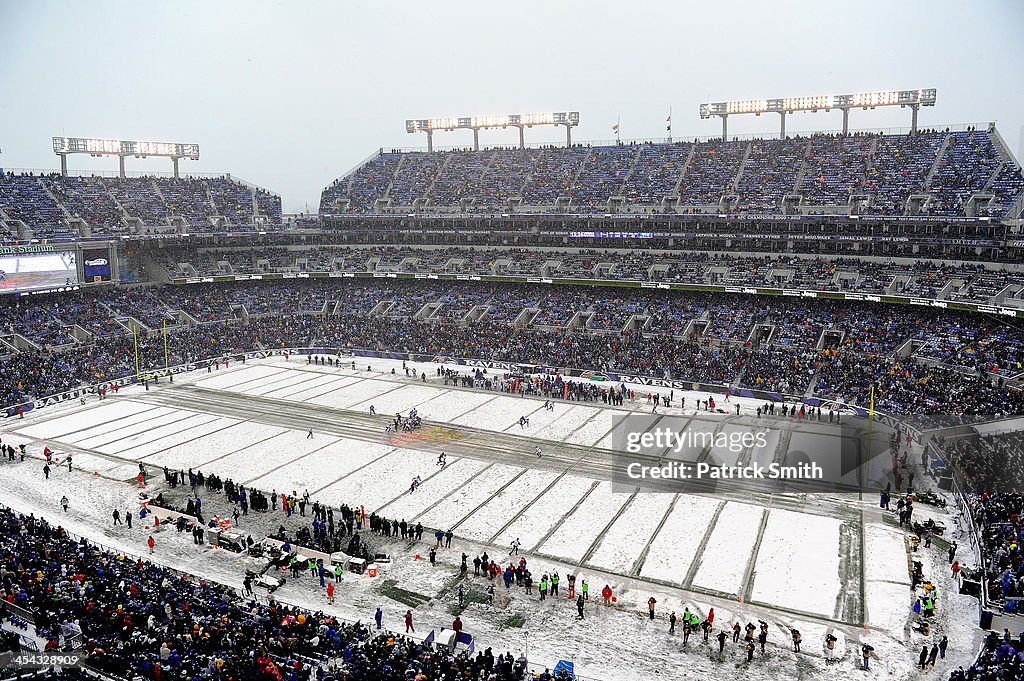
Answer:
[0,172,283,239]
[319,125,1024,219]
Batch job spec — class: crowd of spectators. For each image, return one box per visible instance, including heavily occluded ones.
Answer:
[621,142,692,204]
[151,245,1024,307]
[678,139,747,206]
[930,130,1002,216]
[738,346,818,394]
[426,151,491,206]
[798,133,874,205]
[949,629,1024,681]
[209,176,256,225]
[390,153,446,206]
[987,163,1024,217]
[318,129,1024,218]
[735,138,805,213]
[969,488,1024,606]
[105,176,169,225]
[0,172,282,238]
[0,507,533,681]
[863,133,942,215]
[0,172,70,239]
[44,176,126,235]
[570,146,636,207]
[523,147,590,206]
[0,280,1022,420]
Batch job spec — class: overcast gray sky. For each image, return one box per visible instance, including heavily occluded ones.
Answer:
[1,0,1022,213]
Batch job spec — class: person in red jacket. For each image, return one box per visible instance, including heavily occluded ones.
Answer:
[147,535,155,554]
[453,616,463,637]
[602,585,612,605]
[326,581,335,604]
[405,609,414,633]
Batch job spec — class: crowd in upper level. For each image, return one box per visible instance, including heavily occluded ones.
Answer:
[320,128,1024,218]
[0,172,282,240]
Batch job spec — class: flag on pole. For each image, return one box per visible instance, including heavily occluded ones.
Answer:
[666,107,672,132]
[611,123,619,133]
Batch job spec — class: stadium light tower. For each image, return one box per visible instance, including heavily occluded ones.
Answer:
[405,112,580,152]
[699,89,937,140]
[52,137,200,178]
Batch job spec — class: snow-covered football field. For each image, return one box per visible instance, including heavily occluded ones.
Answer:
[5,356,904,627]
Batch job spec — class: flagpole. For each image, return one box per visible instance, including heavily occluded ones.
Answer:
[667,106,673,144]
[867,385,875,489]
[615,115,620,144]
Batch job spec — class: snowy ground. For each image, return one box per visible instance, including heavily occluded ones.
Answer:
[0,355,985,680]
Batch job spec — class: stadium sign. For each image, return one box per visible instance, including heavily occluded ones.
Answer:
[0,245,58,255]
